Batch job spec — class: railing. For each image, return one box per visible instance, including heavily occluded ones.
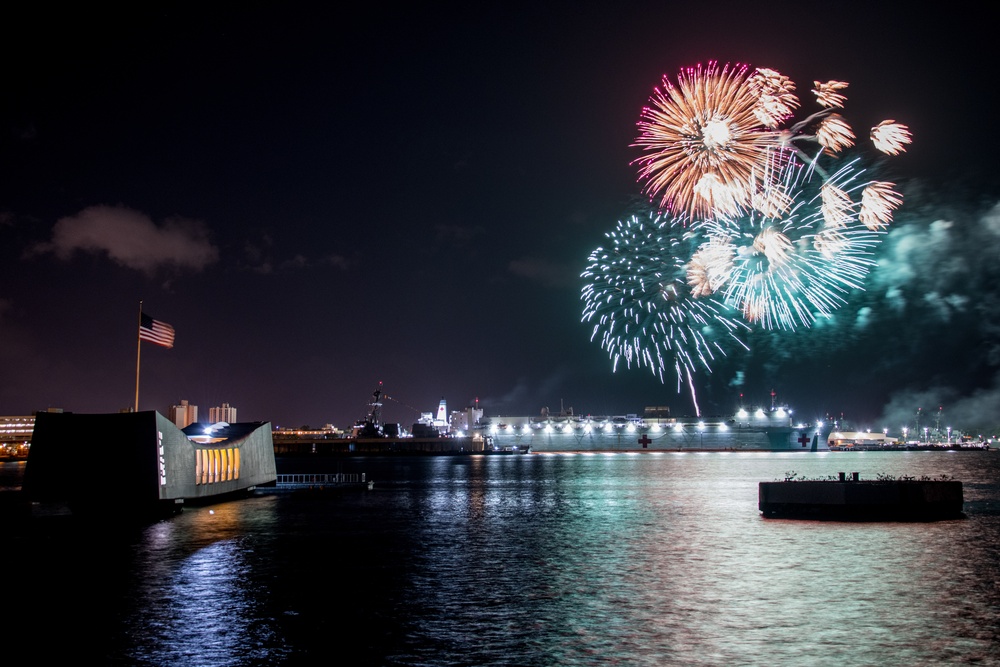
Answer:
[275,473,366,486]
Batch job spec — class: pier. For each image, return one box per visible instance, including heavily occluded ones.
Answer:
[272,436,492,456]
[255,472,373,493]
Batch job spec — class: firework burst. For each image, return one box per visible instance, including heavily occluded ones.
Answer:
[632,62,912,224]
[870,120,913,155]
[581,209,750,401]
[696,157,885,330]
[747,68,799,128]
[812,80,849,109]
[587,60,913,399]
[859,181,904,230]
[631,62,788,220]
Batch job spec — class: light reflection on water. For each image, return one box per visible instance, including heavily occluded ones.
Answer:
[120,500,291,666]
[3,452,999,666]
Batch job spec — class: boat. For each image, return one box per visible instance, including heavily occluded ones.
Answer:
[22,410,277,520]
[474,398,832,453]
[297,383,526,455]
[483,441,531,454]
[351,383,387,439]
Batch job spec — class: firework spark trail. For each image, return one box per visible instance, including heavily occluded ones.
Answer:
[580,211,751,402]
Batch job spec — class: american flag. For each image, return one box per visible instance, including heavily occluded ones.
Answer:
[139,313,175,348]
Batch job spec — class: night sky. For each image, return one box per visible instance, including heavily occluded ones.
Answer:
[2,2,997,435]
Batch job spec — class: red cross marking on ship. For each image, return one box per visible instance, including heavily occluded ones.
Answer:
[798,433,811,447]
[639,434,651,448]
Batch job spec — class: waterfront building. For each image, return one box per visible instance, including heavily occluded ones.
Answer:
[1,415,37,443]
[209,403,237,423]
[0,409,70,455]
[828,430,898,448]
[1,415,36,456]
[169,400,198,428]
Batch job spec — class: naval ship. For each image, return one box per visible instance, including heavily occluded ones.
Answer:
[475,398,832,453]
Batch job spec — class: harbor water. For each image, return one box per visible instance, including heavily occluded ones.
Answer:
[2,450,999,666]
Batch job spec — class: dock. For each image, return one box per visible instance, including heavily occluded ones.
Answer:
[255,473,373,494]
[273,436,490,455]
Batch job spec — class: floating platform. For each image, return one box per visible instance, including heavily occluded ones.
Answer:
[759,473,964,521]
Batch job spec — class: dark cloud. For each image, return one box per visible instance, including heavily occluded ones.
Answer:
[30,205,218,275]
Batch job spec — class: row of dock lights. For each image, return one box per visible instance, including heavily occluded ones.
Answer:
[737,408,785,419]
[486,407,821,436]
[486,421,719,435]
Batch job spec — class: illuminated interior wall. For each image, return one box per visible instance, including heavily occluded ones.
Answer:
[195,448,241,485]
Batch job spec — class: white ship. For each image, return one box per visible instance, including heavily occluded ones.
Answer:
[475,402,831,453]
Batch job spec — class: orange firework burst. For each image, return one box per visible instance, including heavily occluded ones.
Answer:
[748,68,799,128]
[870,120,912,155]
[820,182,854,228]
[632,62,786,220]
[859,181,903,229]
[815,114,855,155]
[812,80,849,109]
[687,237,733,297]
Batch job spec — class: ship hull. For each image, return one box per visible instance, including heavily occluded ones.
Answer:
[479,412,831,453]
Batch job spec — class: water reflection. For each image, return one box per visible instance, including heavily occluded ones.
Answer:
[362,452,1000,665]
[115,499,289,665]
[4,452,999,665]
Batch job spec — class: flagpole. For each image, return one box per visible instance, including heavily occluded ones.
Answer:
[135,300,143,412]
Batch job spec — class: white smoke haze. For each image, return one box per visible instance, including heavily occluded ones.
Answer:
[870,196,1000,436]
[877,375,1000,439]
[728,190,1000,437]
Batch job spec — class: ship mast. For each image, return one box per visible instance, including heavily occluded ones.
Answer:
[368,383,383,429]
[356,382,385,438]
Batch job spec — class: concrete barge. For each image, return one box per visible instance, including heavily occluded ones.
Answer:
[759,473,964,521]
